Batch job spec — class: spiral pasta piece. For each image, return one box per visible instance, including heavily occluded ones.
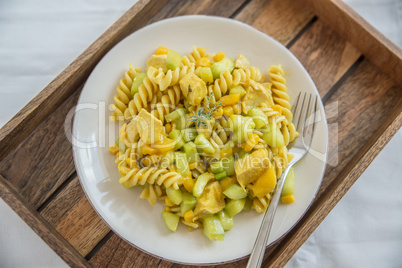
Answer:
[111,65,142,121]
[120,166,182,190]
[188,46,205,66]
[148,66,180,92]
[268,65,292,120]
[140,184,165,206]
[209,70,233,100]
[124,76,157,119]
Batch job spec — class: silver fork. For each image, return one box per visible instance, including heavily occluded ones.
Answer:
[247,92,318,268]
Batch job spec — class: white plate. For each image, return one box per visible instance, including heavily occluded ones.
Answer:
[72,15,328,265]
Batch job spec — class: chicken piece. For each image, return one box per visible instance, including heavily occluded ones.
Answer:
[235,149,270,189]
[194,181,225,218]
[126,116,140,143]
[242,80,273,113]
[147,54,168,73]
[179,72,207,106]
[136,109,163,145]
[234,54,250,69]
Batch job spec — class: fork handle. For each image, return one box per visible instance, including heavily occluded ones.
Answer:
[246,164,294,268]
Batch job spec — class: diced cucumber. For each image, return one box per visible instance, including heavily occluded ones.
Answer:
[193,173,213,198]
[194,133,215,154]
[166,187,183,205]
[202,215,225,241]
[162,211,180,232]
[183,142,199,163]
[229,85,246,98]
[237,149,249,160]
[131,73,146,96]
[175,152,190,175]
[244,197,253,211]
[180,192,197,215]
[214,171,227,181]
[224,198,246,218]
[223,184,247,200]
[166,50,181,70]
[182,128,198,142]
[174,113,189,130]
[263,122,285,148]
[218,210,234,231]
[165,108,185,123]
[221,156,235,176]
[160,151,175,169]
[210,161,224,174]
[199,67,213,83]
[168,129,185,150]
[211,57,235,79]
[248,107,268,129]
[281,167,295,196]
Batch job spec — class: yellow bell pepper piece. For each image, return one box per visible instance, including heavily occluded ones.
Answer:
[213,52,225,62]
[184,210,195,222]
[281,194,295,204]
[198,57,211,67]
[250,167,276,198]
[241,133,259,152]
[182,176,195,193]
[155,46,169,55]
[220,93,241,106]
[109,144,119,155]
[220,146,233,158]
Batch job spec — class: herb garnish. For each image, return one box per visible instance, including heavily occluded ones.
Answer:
[188,92,223,127]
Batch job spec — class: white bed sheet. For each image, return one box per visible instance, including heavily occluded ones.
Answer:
[0,0,400,267]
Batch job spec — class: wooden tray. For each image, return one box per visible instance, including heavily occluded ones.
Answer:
[0,0,401,267]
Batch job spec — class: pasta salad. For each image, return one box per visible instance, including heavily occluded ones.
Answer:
[109,46,298,241]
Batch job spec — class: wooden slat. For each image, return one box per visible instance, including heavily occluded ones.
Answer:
[0,175,90,268]
[302,0,402,87]
[318,59,402,197]
[0,0,169,162]
[264,59,402,267]
[89,235,173,268]
[289,20,361,98]
[40,176,111,256]
[0,90,80,209]
[235,0,315,46]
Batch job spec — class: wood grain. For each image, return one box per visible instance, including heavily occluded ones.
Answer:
[302,0,402,87]
[235,0,315,45]
[0,89,80,209]
[0,0,169,162]
[0,175,90,268]
[40,176,111,256]
[89,235,173,268]
[289,20,361,98]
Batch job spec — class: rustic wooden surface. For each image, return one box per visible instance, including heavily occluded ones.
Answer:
[303,0,402,87]
[0,0,401,267]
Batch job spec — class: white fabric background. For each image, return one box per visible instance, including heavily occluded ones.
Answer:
[0,0,400,267]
